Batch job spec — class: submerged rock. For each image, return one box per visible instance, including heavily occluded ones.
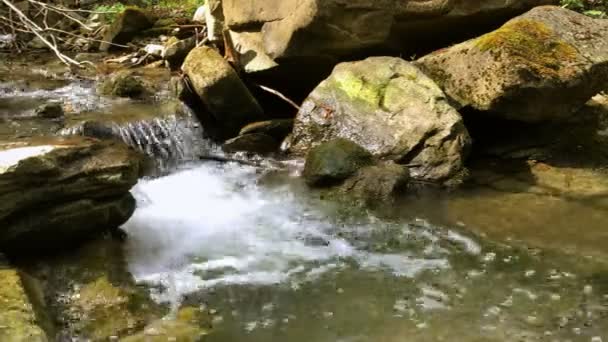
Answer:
[239,119,294,141]
[0,137,142,254]
[417,6,608,122]
[0,267,50,342]
[339,162,410,207]
[182,46,264,139]
[19,238,165,340]
[121,307,211,342]
[222,133,279,155]
[286,57,470,184]
[303,139,374,187]
[100,7,154,52]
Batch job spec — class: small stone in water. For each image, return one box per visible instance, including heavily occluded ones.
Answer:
[416,322,428,329]
[550,294,561,301]
[584,285,593,295]
[526,316,540,326]
[525,270,536,277]
[591,337,603,342]
[572,327,581,335]
[483,253,496,262]
[337,288,344,294]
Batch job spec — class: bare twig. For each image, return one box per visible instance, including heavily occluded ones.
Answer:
[254,84,301,111]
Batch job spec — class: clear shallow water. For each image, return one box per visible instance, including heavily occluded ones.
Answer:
[122,162,608,341]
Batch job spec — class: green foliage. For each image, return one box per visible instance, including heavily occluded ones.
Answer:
[561,0,607,18]
[94,3,127,23]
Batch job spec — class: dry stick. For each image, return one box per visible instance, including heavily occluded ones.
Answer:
[255,84,301,111]
[29,0,93,31]
[1,0,81,67]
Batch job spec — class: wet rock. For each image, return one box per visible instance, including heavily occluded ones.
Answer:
[220,0,553,73]
[162,37,196,69]
[222,133,279,154]
[0,137,142,254]
[417,6,608,122]
[339,162,410,206]
[285,57,470,184]
[98,71,147,98]
[303,138,374,187]
[121,307,211,342]
[100,7,154,51]
[0,267,50,342]
[143,44,164,58]
[182,46,264,139]
[239,119,294,141]
[34,102,64,119]
[19,238,165,340]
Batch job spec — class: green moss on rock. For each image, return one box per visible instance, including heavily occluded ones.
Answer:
[474,19,578,78]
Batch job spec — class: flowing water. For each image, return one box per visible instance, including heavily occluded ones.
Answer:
[3,75,608,341]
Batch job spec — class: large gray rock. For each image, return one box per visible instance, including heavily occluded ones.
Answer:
[285,57,471,184]
[219,0,555,73]
[417,6,608,122]
[182,46,265,139]
[0,137,142,253]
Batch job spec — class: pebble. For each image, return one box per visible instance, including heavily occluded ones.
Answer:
[584,285,593,296]
[550,294,561,301]
[525,270,536,277]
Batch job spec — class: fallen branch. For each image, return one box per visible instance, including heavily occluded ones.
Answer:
[254,84,301,111]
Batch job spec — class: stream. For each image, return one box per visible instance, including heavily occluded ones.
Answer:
[2,72,608,341]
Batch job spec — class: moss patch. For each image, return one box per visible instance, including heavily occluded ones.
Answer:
[474,19,578,78]
[332,71,387,107]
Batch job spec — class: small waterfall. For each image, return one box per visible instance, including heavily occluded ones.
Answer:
[59,104,217,169]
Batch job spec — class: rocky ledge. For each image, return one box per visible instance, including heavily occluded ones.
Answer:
[0,137,143,255]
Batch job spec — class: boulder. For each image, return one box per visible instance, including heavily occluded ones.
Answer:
[340,162,410,206]
[205,0,224,43]
[417,6,608,122]
[303,138,374,187]
[0,267,50,342]
[285,57,471,184]
[222,133,279,154]
[219,0,555,73]
[181,46,265,139]
[0,137,142,254]
[99,7,153,52]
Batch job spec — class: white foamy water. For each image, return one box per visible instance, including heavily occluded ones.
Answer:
[123,163,480,304]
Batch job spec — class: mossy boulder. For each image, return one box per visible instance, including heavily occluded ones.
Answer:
[99,7,154,52]
[98,71,148,98]
[0,268,50,342]
[303,138,374,187]
[417,6,608,122]
[0,137,142,254]
[285,57,470,184]
[181,46,265,139]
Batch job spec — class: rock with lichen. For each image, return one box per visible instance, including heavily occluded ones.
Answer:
[285,57,470,184]
[417,6,608,122]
